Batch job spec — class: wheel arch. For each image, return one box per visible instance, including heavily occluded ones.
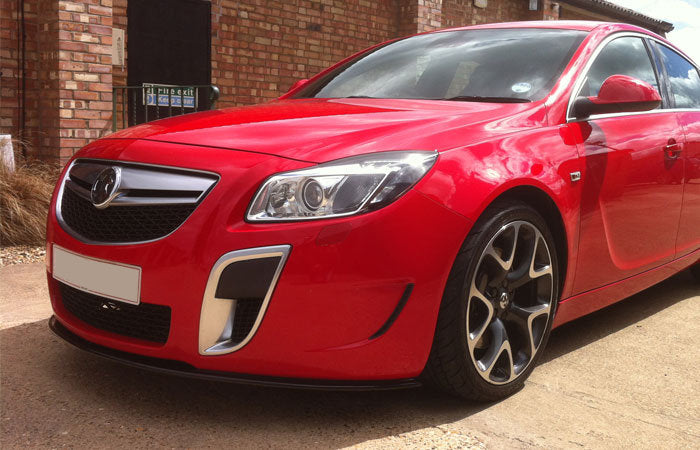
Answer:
[485,185,568,296]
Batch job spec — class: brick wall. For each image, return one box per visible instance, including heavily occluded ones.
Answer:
[211,0,557,108]
[112,0,126,88]
[56,0,113,160]
[1,0,44,159]
[443,0,544,28]
[35,0,60,160]
[1,0,20,144]
[1,0,113,161]
[398,0,441,35]
[2,0,662,163]
[211,0,399,108]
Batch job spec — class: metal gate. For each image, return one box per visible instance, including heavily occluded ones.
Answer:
[125,0,212,127]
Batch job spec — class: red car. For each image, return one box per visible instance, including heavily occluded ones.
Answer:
[47,21,700,400]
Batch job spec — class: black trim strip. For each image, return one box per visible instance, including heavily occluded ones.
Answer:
[49,316,420,391]
[369,283,414,340]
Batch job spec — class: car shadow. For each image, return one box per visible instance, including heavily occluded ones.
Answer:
[542,269,697,364]
[1,270,696,447]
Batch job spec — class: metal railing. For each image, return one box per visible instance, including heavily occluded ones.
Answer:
[112,84,220,131]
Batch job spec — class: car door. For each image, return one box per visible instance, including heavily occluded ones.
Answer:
[652,42,700,257]
[569,35,685,295]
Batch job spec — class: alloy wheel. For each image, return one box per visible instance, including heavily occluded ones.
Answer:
[466,220,554,385]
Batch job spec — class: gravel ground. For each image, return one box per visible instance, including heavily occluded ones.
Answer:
[0,245,45,266]
[349,426,486,449]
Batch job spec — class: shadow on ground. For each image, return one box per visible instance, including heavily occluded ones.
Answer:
[543,270,697,364]
[1,270,696,448]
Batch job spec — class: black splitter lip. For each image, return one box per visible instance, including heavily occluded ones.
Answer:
[49,316,421,391]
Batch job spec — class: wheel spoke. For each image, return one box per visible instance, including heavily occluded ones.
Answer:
[510,303,550,357]
[467,283,494,348]
[529,235,553,280]
[484,223,520,272]
[477,319,514,381]
[507,232,553,288]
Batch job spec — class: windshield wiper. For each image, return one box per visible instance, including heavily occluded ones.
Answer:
[441,95,531,103]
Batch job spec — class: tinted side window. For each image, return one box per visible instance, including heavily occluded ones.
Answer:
[580,37,659,98]
[656,44,700,108]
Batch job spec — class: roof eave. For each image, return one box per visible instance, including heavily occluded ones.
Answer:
[558,0,673,34]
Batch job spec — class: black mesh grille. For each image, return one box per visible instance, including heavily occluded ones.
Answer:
[59,282,171,344]
[214,257,282,345]
[231,299,264,344]
[60,187,196,243]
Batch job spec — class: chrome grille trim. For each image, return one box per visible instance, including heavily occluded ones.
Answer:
[56,159,219,245]
[66,160,217,206]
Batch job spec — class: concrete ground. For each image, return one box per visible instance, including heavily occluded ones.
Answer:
[1,262,698,449]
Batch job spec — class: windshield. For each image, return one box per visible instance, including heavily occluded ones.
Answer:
[294,28,587,102]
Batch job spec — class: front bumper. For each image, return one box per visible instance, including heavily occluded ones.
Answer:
[49,316,420,390]
[47,139,471,381]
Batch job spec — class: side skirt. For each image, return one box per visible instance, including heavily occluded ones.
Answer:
[553,248,699,328]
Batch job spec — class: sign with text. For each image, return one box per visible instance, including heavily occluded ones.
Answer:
[112,28,125,67]
[143,84,197,108]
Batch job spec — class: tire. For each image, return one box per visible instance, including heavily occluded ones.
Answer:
[690,262,700,282]
[424,199,560,401]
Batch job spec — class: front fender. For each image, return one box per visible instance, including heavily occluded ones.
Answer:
[415,125,583,299]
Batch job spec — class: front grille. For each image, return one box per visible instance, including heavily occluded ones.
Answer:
[60,187,196,243]
[57,159,218,244]
[59,282,171,344]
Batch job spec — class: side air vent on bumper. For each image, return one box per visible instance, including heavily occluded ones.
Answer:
[57,159,218,244]
[199,246,291,355]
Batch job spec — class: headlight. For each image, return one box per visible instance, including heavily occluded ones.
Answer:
[246,151,438,221]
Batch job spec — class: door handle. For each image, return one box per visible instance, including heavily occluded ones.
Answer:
[664,139,682,159]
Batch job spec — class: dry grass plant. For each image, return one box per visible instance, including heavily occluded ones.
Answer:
[0,159,61,246]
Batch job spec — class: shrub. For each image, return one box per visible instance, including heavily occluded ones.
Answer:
[0,160,61,246]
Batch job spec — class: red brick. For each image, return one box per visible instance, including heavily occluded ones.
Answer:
[88,101,112,110]
[61,119,85,128]
[87,24,111,35]
[74,109,102,119]
[87,5,111,16]
[74,90,100,100]
[88,120,109,131]
[61,41,89,52]
[88,82,112,92]
[87,44,111,54]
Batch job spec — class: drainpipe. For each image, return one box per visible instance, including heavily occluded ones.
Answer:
[16,0,26,159]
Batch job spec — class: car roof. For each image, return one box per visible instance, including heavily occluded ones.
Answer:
[435,20,653,35]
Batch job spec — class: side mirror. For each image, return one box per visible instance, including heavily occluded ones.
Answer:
[572,74,662,119]
[287,78,308,94]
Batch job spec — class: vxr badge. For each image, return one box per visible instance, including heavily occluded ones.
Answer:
[91,166,122,209]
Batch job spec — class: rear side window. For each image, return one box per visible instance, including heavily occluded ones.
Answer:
[579,37,659,98]
[656,44,700,108]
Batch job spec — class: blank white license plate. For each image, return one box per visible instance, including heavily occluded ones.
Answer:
[52,245,141,305]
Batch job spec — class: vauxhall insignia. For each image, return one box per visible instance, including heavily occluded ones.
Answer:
[91,167,121,209]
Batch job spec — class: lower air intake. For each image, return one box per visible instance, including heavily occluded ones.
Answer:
[59,282,171,344]
[199,246,291,355]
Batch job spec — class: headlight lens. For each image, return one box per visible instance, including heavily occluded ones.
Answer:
[246,151,438,221]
